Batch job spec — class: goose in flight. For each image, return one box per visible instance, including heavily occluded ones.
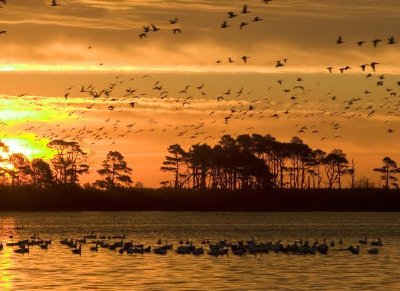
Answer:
[370,62,379,72]
[336,35,345,44]
[241,4,250,13]
[360,64,368,72]
[388,36,396,44]
[275,60,284,68]
[372,39,382,47]
[357,41,366,47]
[240,22,249,29]
[51,0,60,6]
[241,56,249,63]
[220,21,229,28]
[326,67,333,73]
[169,18,178,24]
[227,12,237,18]
[151,24,160,32]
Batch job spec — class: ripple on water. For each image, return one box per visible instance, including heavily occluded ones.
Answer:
[0,212,399,290]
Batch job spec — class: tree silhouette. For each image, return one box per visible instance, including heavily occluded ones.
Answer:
[160,144,188,189]
[47,140,89,186]
[373,157,400,189]
[323,149,349,189]
[7,153,31,187]
[30,158,54,189]
[95,151,133,190]
[0,140,9,182]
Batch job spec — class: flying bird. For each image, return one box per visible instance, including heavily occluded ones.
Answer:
[370,62,379,72]
[227,12,237,18]
[241,4,250,13]
[151,24,160,32]
[51,0,60,6]
[336,35,345,44]
[357,41,366,47]
[372,39,382,47]
[241,56,249,63]
[169,18,178,24]
[240,22,249,29]
[275,60,284,68]
[360,64,368,72]
[220,21,229,28]
[388,36,396,44]
[326,67,333,73]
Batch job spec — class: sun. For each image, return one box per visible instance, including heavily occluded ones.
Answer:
[1,136,54,160]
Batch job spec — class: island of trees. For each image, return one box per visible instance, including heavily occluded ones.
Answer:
[0,134,399,211]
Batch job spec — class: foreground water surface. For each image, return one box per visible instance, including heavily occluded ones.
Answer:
[0,212,399,290]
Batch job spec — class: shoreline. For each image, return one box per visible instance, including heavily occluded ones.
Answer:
[0,187,399,212]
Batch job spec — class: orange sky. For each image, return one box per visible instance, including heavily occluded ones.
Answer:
[0,0,399,187]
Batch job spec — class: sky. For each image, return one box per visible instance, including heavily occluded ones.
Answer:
[0,0,399,187]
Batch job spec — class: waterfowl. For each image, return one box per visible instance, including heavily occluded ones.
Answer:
[72,245,82,255]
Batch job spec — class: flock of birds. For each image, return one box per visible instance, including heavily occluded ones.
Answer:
[1,230,384,257]
[0,0,399,160]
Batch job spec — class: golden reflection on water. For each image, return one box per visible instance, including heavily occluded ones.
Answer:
[0,212,399,290]
[0,217,18,290]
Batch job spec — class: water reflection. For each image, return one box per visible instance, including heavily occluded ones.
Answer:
[0,217,18,290]
[0,212,399,290]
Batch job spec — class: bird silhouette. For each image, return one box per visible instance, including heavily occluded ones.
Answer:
[336,35,345,44]
[151,24,160,32]
[51,0,59,6]
[241,56,249,63]
[372,39,382,47]
[326,67,333,73]
[240,22,249,29]
[241,4,250,13]
[275,60,284,68]
[360,64,368,72]
[387,36,396,44]
[227,12,237,18]
[220,21,229,28]
[370,62,379,72]
[357,41,366,47]
[169,18,178,24]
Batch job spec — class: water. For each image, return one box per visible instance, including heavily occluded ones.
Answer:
[0,212,399,290]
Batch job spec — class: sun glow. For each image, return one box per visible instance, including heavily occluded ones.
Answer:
[1,136,53,160]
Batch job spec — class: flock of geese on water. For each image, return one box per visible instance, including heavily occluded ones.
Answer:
[0,231,384,257]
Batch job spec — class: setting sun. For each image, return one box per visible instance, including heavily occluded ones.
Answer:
[1,137,53,160]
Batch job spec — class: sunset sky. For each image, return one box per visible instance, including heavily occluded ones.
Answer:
[0,0,399,187]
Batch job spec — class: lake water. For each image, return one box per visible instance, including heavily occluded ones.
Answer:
[0,212,399,290]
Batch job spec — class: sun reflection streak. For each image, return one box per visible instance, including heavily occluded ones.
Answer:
[0,217,18,290]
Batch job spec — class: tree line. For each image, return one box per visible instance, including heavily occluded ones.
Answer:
[161,134,400,190]
[0,135,398,192]
[0,140,133,190]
